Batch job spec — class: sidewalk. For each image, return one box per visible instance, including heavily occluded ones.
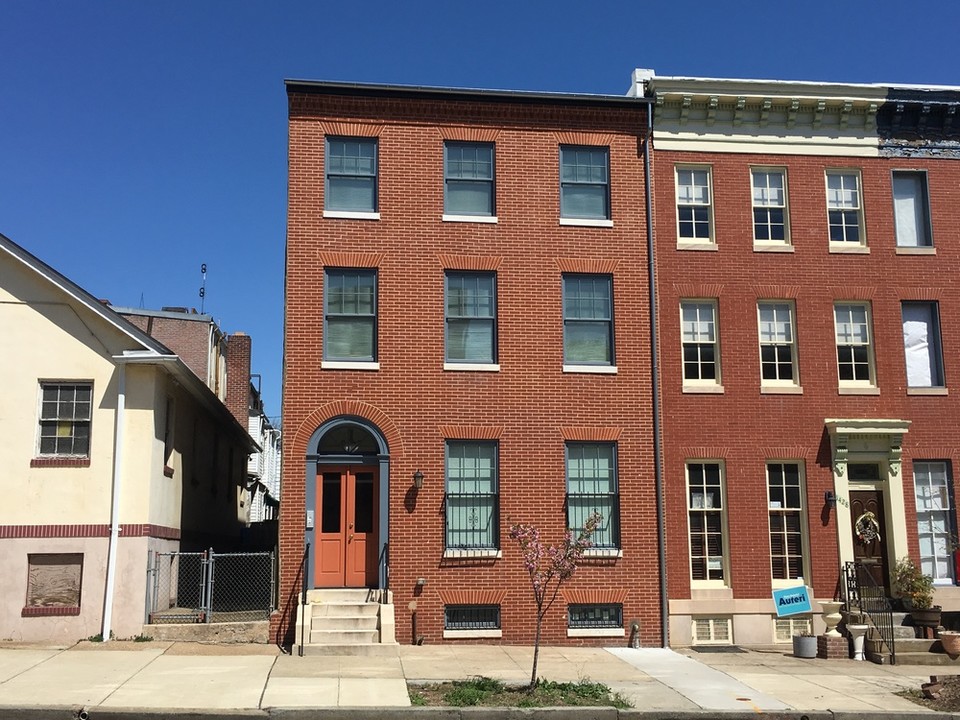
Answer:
[0,640,951,718]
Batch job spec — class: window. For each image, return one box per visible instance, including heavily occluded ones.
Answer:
[774,616,812,643]
[681,301,720,387]
[445,272,496,365]
[893,171,932,248]
[444,605,500,630]
[323,269,377,362]
[444,142,494,217]
[325,137,377,213]
[914,462,954,584]
[757,302,798,387]
[566,443,619,549]
[902,302,944,388]
[676,167,712,242]
[752,169,789,244]
[23,553,82,616]
[563,275,614,367]
[834,303,874,386]
[767,462,805,582]
[568,604,623,629]
[687,462,726,583]
[38,383,92,457]
[560,145,610,221]
[825,171,864,245]
[445,442,498,550]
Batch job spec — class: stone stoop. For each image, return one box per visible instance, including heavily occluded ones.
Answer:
[864,613,960,665]
[294,588,398,656]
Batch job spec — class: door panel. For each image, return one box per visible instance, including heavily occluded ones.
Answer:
[315,467,378,587]
[850,489,889,593]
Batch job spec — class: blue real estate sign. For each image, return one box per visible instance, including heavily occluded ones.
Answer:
[772,585,812,617]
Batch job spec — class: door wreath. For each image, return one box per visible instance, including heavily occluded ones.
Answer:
[854,511,881,543]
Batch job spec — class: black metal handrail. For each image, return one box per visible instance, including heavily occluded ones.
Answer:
[299,543,309,657]
[844,561,896,665]
[379,542,389,604]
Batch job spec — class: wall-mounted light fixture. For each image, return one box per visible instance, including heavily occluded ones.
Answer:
[825,490,836,508]
[413,469,424,490]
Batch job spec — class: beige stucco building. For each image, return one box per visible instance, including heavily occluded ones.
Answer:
[0,233,256,642]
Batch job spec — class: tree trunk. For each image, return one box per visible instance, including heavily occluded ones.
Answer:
[529,611,542,690]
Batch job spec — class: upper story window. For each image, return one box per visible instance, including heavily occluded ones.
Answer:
[445,272,497,366]
[681,300,720,390]
[444,142,494,218]
[559,146,610,222]
[676,167,713,243]
[563,274,614,368]
[902,301,944,389]
[445,441,499,550]
[325,137,378,214]
[752,169,789,246]
[826,171,864,247]
[758,301,798,389]
[834,302,874,388]
[323,269,377,363]
[893,171,932,248]
[687,461,727,584]
[38,382,92,457]
[566,442,619,549]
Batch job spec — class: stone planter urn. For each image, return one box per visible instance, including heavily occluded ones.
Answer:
[847,623,869,661]
[939,630,960,657]
[792,634,817,658]
[820,600,844,638]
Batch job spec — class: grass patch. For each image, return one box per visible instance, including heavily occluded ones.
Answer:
[408,676,630,708]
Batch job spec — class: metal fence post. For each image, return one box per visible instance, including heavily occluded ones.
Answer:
[204,547,215,623]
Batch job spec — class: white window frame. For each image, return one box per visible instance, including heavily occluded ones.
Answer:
[687,461,728,588]
[751,168,790,249]
[757,301,800,391]
[825,170,866,250]
[681,300,722,392]
[834,302,876,390]
[892,170,933,250]
[914,461,955,585]
[767,462,808,587]
[676,166,714,247]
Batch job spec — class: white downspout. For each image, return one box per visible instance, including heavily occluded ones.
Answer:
[102,362,126,642]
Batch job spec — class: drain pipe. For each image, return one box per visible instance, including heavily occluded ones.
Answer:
[642,102,668,648]
[101,362,126,642]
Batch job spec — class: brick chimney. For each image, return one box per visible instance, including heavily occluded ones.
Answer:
[225,332,252,428]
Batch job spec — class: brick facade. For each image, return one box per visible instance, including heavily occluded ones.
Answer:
[279,83,662,647]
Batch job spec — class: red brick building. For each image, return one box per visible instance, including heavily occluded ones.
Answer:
[634,71,960,648]
[279,81,662,649]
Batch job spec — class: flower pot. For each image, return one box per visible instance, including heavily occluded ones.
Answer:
[792,635,817,659]
[911,607,943,629]
[940,630,960,657]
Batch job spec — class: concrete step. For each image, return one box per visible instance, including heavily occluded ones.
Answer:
[310,628,380,644]
[311,615,379,632]
[306,588,378,604]
[310,602,380,618]
[294,642,400,657]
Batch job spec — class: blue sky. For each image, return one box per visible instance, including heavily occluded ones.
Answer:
[2,1,956,420]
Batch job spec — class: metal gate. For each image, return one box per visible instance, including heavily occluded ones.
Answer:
[147,548,275,624]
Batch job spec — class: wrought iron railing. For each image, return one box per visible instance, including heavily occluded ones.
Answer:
[843,561,896,665]
[299,543,309,657]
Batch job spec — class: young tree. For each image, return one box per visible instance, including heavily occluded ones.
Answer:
[509,511,602,690]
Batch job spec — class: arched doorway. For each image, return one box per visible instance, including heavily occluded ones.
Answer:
[306,417,389,589]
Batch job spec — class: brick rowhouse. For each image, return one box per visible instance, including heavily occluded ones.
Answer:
[635,71,960,647]
[278,81,661,648]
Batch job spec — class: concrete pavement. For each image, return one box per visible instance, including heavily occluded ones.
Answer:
[0,640,954,718]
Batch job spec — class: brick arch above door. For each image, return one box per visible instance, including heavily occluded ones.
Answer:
[292,400,404,460]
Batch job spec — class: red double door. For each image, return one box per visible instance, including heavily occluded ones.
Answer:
[315,466,378,587]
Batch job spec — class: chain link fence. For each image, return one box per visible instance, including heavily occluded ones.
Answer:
[148,549,275,624]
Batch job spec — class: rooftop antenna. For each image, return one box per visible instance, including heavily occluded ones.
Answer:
[199,263,207,313]
[138,292,145,309]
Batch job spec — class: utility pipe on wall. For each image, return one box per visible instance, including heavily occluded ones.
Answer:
[101,362,126,641]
